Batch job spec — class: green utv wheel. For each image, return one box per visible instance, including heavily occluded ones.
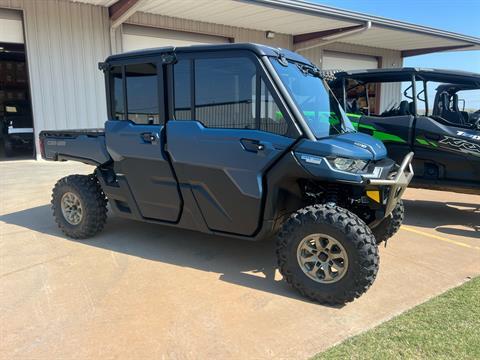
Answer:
[276,204,379,305]
[372,200,405,244]
[51,175,107,239]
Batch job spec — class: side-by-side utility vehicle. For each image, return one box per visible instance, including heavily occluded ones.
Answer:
[40,44,413,304]
[329,68,480,195]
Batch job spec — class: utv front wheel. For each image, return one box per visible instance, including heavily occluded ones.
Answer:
[276,204,379,305]
[52,175,107,239]
[372,200,404,244]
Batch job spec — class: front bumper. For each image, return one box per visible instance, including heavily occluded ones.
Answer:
[363,152,414,216]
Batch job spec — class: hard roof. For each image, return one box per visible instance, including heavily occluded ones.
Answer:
[105,42,311,64]
[333,68,480,85]
[72,0,480,55]
[436,83,479,93]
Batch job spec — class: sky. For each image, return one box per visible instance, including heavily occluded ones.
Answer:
[311,0,480,73]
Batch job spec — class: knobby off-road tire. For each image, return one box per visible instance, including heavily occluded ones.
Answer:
[52,174,107,239]
[372,200,404,244]
[276,204,379,305]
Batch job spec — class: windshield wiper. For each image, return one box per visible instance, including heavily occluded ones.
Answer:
[296,63,323,79]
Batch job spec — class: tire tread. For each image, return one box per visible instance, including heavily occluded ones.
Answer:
[51,174,107,239]
[276,204,379,305]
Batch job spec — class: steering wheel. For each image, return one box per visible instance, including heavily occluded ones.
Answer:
[470,110,480,130]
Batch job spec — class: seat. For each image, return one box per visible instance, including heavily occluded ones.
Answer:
[408,101,415,115]
[452,94,468,125]
[435,92,448,115]
[398,100,410,115]
[439,92,463,125]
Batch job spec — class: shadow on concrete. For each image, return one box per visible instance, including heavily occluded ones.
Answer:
[0,204,337,306]
[403,199,480,239]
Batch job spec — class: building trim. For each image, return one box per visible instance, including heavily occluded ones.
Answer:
[293,24,366,44]
[401,44,475,57]
[246,0,480,46]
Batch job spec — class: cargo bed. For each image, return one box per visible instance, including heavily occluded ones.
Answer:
[39,129,111,165]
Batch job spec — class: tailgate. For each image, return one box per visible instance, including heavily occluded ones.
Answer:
[40,130,111,165]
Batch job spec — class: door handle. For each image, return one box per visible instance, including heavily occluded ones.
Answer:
[241,138,265,153]
[141,132,159,143]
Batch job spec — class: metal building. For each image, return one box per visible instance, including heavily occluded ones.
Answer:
[0,0,479,158]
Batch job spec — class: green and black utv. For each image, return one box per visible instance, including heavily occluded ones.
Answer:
[329,68,480,195]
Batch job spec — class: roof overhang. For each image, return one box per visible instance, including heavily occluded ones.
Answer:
[70,0,480,56]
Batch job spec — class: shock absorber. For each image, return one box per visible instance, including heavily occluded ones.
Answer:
[325,184,340,205]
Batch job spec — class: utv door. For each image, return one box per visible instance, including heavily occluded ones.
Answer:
[355,115,414,165]
[413,116,480,183]
[105,62,182,222]
[166,54,297,236]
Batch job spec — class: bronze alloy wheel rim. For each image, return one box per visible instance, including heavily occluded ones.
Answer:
[61,192,83,225]
[296,233,349,284]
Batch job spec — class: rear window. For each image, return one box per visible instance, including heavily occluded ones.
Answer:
[110,66,124,120]
[109,63,161,125]
[125,63,160,125]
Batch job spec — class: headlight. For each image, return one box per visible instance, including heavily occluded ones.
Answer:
[329,157,368,172]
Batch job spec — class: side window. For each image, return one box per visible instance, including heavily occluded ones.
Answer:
[259,79,288,135]
[194,57,256,129]
[110,66,124,120]
[171,55,291,136]
[173,60,192,120]
[125,63,160,124]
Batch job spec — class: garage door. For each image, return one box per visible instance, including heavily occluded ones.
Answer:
[0,8,24,44]
[1,8,35,159]
[322,51,378,71]
[123,24,229,52]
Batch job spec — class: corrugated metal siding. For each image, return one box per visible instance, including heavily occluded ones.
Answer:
[0,0,110,155]
[125,12,292,51]
[322,42,402,67]
[297,47,323,67]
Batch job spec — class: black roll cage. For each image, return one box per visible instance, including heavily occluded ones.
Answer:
[335,69,480,118]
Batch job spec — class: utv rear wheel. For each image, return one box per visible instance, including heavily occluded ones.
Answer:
[52,175,107,239]
[372,200,404,244]
[276,204,379,305]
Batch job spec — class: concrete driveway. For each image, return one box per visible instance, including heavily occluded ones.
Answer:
[1,160,479,359]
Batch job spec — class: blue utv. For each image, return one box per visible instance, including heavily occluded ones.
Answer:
[40,44,413,304]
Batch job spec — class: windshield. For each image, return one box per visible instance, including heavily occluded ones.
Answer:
[271,58,355,138]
